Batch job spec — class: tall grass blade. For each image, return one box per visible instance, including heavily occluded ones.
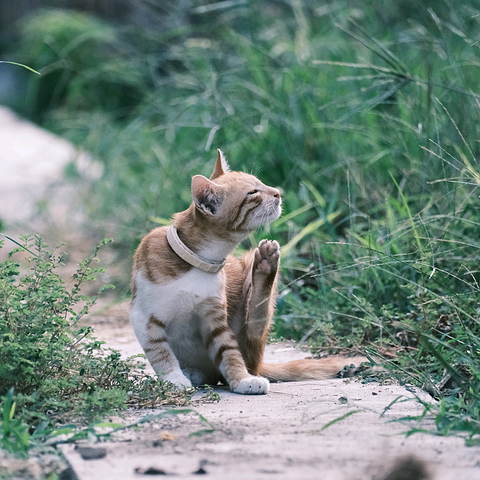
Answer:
[0,61,41,75]
[319,410,362,432]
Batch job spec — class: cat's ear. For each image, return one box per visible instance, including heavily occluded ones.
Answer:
[210,149,231,180]
[192,175,224,216]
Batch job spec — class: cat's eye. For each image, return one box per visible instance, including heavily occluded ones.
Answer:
[247,189,258,195]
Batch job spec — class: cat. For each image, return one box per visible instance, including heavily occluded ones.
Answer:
[130,149,364,394]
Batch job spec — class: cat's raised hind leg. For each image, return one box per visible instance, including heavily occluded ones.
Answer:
[241,239,280,374]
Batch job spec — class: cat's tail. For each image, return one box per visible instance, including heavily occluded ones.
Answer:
[258,356,368,382]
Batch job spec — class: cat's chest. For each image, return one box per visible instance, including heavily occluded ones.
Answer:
[134,268,225,316]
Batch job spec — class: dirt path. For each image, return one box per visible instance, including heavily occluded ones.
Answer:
[60,377,476,480]
[69,301,478,480]
[2,107,479,479]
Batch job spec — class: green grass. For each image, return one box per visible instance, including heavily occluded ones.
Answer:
[2,0,480,443]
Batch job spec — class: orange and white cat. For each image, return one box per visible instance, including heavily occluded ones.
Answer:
[130,150,363,394]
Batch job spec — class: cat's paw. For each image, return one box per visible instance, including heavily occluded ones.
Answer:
[163,370,193,390]
[182,370,204,386]
[232,375,270,395]
[254,240,280,275]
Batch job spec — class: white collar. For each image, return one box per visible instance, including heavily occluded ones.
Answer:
[166,225,226,274]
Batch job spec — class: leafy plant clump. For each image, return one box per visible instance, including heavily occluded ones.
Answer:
[0,235,193,456]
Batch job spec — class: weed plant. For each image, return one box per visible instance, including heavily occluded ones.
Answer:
[0,236,193,456]
[2,1,480,441]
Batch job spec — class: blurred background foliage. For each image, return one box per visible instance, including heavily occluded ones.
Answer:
[1,0,480,436]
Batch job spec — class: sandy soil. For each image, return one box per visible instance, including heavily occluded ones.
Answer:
[2,106,479,479]
[65,301,477,480]
[60,383,475,480]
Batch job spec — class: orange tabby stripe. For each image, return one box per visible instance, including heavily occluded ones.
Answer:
[148,314,166,329]
[215,344,240,366]
[206,325,231,350]
[144,345,171,366]
[227,196,249,229]
[234,200,262,230]
[150,337,168,344]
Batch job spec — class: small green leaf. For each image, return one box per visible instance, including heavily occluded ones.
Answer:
[94,422,125,429]
[9,401,16,421]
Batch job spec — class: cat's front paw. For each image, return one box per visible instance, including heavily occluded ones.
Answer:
[163,370,193,390]
[254,240,280,275]
[232,375,270,395]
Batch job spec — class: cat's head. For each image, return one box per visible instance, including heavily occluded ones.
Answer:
[191,149,282,234]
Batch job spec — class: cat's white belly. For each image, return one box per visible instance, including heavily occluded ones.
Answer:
[130,269,225,384]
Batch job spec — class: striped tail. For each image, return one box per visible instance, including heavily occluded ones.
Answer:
[258,357,367,382]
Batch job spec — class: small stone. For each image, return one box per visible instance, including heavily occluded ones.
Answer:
[59,466,79,480]
[134,466,167,475]
[76,446,107,460]
[193,460,208,475]
[159,431,175,441]
[338,396,348,404]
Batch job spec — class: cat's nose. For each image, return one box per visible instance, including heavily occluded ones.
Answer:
[272,189,281,206]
